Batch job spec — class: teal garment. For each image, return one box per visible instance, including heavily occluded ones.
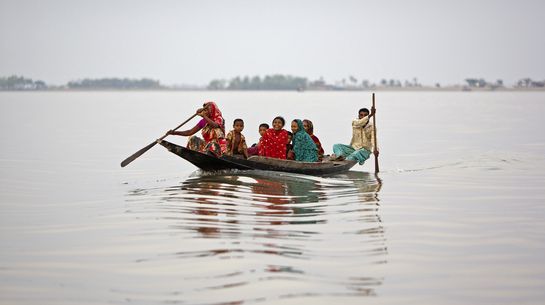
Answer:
[292,119,318,162]
[332,143,371,165]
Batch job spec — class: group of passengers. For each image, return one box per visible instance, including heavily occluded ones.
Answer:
[167,101,377,165]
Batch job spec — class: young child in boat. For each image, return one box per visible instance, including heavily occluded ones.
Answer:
[286,131,295,160]
[248,123,269,156]
[225,118,248,158]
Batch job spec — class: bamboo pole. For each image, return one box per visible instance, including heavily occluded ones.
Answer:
[372,93,379,173]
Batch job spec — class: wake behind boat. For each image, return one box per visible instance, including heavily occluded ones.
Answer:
[159,140,357,176]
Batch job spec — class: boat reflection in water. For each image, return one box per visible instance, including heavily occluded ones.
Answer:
[126,170,385,303]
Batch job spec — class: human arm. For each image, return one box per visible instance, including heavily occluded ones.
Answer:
[167,122,202,137]
[198,108,220,128]
[242,137,249,159]
[225,131,234,155]
[352,116,370,128]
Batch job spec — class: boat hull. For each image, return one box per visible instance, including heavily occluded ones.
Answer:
[159,140,357,175]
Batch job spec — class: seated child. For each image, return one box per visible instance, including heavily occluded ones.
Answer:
[286,131,295,160]
[225,118,248,158]
[248,123,269,156]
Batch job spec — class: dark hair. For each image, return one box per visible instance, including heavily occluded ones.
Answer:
[303,119,313,134]
[358,108,370,115]
[287,131,293,137]
[273,116,285,126]
[259,123,269,129]
[233,118,244,126]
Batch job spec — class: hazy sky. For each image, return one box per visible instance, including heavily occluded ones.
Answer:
[1,0,544,86]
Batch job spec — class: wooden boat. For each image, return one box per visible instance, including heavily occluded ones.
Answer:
[159,140,357,175]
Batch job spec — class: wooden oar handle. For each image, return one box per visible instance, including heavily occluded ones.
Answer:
[120,112,199,167]
[157,113,198,142]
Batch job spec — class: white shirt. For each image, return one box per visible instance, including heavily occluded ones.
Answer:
[350,116,375,151]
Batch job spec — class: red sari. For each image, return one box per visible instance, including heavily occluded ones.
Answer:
[259,128,288,159]
[310,135,324,156]
[303,119,324,161]
[187,101,227,156]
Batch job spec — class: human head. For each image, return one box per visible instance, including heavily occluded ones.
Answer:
[272,116,285,131]
[303,119,314,135]
[358,108,370,119]
[233,118,244,132]
[202,101,220,118]
[291,119,305,134]
[291,120,298,134]
[258,123,269,136]
[287,131,293,143]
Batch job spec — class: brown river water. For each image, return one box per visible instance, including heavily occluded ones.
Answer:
[1,91,544,304]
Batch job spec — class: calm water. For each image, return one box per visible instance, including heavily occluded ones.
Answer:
[1,91,545,304]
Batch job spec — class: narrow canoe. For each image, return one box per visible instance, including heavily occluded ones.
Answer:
[159,140,357,176]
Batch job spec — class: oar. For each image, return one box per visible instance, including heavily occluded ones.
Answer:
[120,113,198,167]
[372,93,379,173]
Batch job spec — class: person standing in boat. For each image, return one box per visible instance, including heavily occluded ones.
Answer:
[167,101,226,156]
[259,116,289,159]
[291,119,318,162]
[303,119,325,161]
[225,118,249,159]
[332,107,378,165]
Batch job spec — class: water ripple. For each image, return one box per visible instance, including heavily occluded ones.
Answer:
[122,170,385,304]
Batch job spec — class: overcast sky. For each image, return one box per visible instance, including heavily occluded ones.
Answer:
[1,0,544,86]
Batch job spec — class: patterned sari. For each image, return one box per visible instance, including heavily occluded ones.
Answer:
[292,119,318,162]
[187,101,226,156]
[259,128,289,159]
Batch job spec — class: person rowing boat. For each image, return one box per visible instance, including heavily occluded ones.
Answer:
[331,106,379,165]
[167,101,227,156]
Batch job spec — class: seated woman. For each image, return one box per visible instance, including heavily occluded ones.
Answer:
[291,119,318,162]
[259,116,289,159]
[303,119,325,161]
[167,101,226,156]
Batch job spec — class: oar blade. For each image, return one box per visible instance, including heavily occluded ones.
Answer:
[120,141,158,167]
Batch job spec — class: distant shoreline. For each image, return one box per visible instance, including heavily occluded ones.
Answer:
[1,87,544,92]
[3,75,544,92]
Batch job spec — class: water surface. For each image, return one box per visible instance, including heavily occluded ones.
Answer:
[1,91,544,304]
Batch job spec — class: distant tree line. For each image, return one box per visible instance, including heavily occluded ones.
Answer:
[464,78,544,89]
[0,75,47,90]
[3,75,544,91]
[465,78,505,89]
[208,75,308,90]
[207,74,432,91]
[515,78,545,88]
[67,78,162,89]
